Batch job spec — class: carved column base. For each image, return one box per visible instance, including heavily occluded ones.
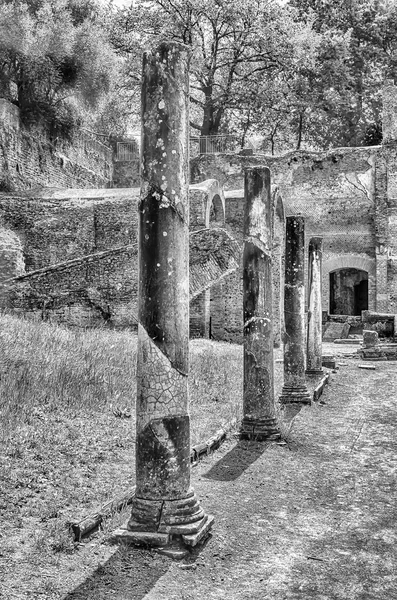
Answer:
[112,489,214,557]
[305,368,324,376]
[240,417,281,441]
[279,384,311,405]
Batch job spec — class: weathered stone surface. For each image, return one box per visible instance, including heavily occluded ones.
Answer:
[306,237,323,375]
[0,98,112,191]
[127,42,212,550]
[240,167,281,440]
[363,329,379,348]
[323,322,350,342]
[279,216,311,404]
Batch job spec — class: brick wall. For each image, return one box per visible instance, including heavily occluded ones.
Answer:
[0,186,241,332]
[0,99,112,191]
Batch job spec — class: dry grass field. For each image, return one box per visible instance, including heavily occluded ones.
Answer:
[0,313,243,584]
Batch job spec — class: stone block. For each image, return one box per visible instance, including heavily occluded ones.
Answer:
[363,330,379,348]
[323,322,350,341]
[322,356,336,369]
[110,527,170,547]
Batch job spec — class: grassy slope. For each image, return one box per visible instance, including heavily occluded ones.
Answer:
[0,314,242,563]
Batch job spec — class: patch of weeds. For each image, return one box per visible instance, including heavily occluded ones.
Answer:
[33,519,76,556]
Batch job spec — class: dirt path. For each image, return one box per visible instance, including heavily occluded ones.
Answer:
[61,357,396,600]
[2,354,396,600]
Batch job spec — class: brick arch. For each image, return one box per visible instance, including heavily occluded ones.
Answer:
[189,179,225,230]
[324,255,376,276]
[323,254,376,312]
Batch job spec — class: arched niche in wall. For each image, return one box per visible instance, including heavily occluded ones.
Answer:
[323,255,376,314]
[272,187,285,347]
[189,179,225,231]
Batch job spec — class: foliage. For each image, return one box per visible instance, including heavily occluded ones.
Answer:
[110,0,320,141]
[0,0,120,139]
[288,0,397,148]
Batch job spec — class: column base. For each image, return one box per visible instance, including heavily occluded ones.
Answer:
[305,368,324,376]
[240,417,281,441]
[111,489,213,558]
[279,385,311,405]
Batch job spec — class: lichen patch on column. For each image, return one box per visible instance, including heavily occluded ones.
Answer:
[137,324,187,430]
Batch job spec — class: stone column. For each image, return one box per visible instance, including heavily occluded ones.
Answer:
[240,167,281,441]
[279,216,311,404]
[124,43,213,554]
[306,237,323,375]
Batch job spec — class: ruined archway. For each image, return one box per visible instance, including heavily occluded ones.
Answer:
[323,255,376,313]
[329,268,368,316]
[189,179,225,231]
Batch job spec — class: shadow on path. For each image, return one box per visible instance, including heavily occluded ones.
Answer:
[63,545,170,600]
[203,440,271,481]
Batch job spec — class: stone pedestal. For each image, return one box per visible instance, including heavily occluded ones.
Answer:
[279,216,311,404]
[363,329,379,348]
[118,42,213,556]
[306,237,323,376]
[240,167,281,441]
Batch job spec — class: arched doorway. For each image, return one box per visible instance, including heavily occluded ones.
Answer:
[329,268,368,315]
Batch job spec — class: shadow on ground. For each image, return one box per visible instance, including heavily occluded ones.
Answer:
[63,545,171,600]
[203,440,272,481]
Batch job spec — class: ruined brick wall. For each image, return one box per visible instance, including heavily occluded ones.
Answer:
[208,187,284,345]
[0,188,138,272]
[0,99,112,191]
[0,187,241,331]
[191,147,385,329]
[112,157,140,188]
[0,188,140,328]
[4,246,138,329]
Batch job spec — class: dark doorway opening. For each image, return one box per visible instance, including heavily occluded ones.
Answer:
[330,268,368,315]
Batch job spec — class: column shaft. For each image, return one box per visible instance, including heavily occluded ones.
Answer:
[306,237,323,375]
[240,168,280,440]
[279,216,311,404]
[127,43,212,548]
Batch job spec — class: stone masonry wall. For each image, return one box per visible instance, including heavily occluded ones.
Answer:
[191,147,386,333]
[0,186,241,331]
[0,99,112,191]
[4,246,138,329]
[0,188,140,328]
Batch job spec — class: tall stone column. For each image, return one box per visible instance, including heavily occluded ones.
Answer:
[124,43,213,554]
[279,216,311,404]
[240,167,281,441]
[306,237,323,375]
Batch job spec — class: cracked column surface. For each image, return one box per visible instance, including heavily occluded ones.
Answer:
[279,216,311,404]
[126,42,213,552]
[240,168,281,441]
[306,237,323,376]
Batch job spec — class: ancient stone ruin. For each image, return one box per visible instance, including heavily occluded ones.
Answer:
[114,43,213,557]
[279,217,311,405]
[240,167,281,440]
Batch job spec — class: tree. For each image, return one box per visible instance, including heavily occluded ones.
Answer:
[289,0,397,148]
[0,0,120,138]
[110,0,320,140]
